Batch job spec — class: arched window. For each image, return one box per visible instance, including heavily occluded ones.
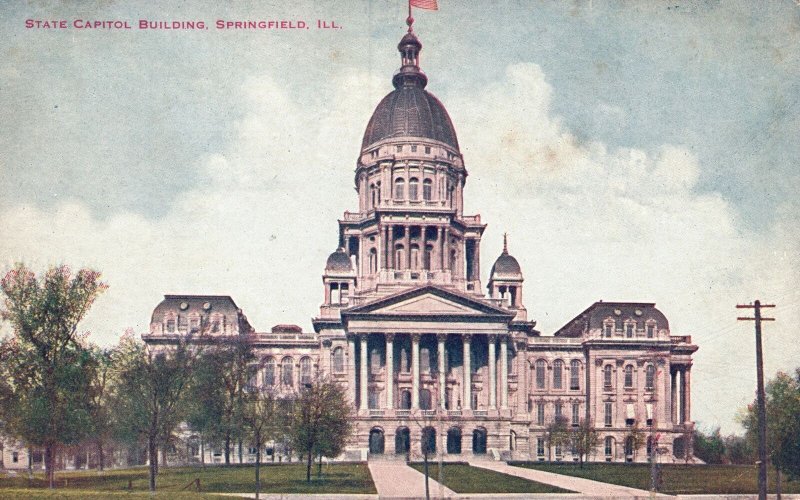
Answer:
[535,360,546,389]
[395,244,405,270]
[376,181,381,204]
[447,427,462,454]
[330,283,340,304]
[570,360,580,390]
[625,436,635,460]
[409,178,419,200]
[332,347,344,374]
[420,346,431,374]
[263,357,276,387]
[394,178,405,199]
[370,183,376,208]
[605,436,614,460]
[423,245,433,271]
[624,365,634,388]
[419,389,432,410]
[281,357,294,387]
[645,364,655,390]
[423,178,433,201]
[553,360,564,389]
[368,248,377,274]
[400,390,412,410]
[603,365,613,388]
[300,357,312,385]
[410,244,420,270]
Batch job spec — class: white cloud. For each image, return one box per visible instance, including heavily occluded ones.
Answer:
[1,62,797,434]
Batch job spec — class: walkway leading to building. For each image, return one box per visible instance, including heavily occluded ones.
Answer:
[467,460,662,498]
[368,461,456,499]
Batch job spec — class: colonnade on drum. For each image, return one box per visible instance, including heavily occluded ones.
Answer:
[347,332,510,413]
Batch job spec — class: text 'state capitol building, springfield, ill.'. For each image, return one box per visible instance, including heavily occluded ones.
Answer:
[145,27,698,464]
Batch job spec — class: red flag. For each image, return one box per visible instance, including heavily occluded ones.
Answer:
[411,0,438,10]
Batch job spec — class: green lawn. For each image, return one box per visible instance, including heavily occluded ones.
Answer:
[410,462,573,494]
[513,462,800,495]
[0,463,376,496]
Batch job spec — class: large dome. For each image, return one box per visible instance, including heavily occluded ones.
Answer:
[361,87,459,150]
[361,30,459,151]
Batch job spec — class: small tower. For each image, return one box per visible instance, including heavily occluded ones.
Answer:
[488,234,526,320]
[321,248,356,316]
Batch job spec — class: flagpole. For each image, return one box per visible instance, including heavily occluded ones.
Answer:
[407,0,414,31]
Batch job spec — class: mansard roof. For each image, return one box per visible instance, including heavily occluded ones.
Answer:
[150,294,254,333]
[553,301,669,337]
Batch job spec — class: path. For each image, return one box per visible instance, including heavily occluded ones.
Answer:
[368,461,457,499]
[468,460,665,498]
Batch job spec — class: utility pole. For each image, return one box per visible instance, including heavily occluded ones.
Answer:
[737,300,775,500]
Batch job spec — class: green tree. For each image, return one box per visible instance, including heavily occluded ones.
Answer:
[110,332,202,492]
[0,264,107,488]
[544,415,570,463]
[570,419,599,468]
[242,388,285,500]
[288,376,352,482]
[742,369,800,479]
[693,426,725,464]
[723,433,754,464]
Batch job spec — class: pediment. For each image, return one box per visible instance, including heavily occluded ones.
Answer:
[343,285,512,319]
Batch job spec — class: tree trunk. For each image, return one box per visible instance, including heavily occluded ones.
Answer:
[317,452,322,478]
[238,439,243,464]
[200,436,205,468]
[776,466,782,500]
[255,433,261,500]
[225,435,231,465]
[148,435,158,492]
[45,443,55,489]
[306,446,313,482]
[98,442,105,471]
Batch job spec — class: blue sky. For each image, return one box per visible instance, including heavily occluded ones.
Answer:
[1,0,798,433]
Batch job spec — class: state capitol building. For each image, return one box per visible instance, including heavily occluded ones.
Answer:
[143,24,698,465]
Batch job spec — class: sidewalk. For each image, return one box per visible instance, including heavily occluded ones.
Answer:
[368,461,457,499]
[468,460,664,498]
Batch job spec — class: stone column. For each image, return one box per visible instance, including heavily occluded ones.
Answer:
[670,368,678,424]
[387,225,394,269]
[437,334,446,409]
[437,226,444,271]
[381,225,388,270]
[386,333,395,409]
[360,334,368,411]
[500,335,509,409]
[421,225,427,271]
[684,366,691,422]
[463,334,472,410]
[412,334,420,409]
[443,228,450,271]
[488,335,497,409]
[348,334,357,404]
[405,225,411,270]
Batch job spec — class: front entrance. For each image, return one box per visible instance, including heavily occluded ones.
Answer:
[395,427,410,455]
[369,428,385,455]
[472,427,487,454]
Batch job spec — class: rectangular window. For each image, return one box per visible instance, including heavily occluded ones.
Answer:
[537,437,545,457]
[626,403,636,426]
[424,146,431,154]
[572,403,580,426]
[604,324,612,338]
[12,452,19,463]
[646,403,654,427]
[626,324,634,338]
[554,403,563,421]
[166,319,176,333]
[537,402,545,425]
[396,145,403,152]
[410,144,417,152]
[555,444,562,459]
[604,402,612,427]
[646,324,655,338]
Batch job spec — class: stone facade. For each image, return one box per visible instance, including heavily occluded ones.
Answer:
[141,28,698,465]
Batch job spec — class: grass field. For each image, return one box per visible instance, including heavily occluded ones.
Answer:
[0,463,376,497]
[513,462,800,495]
[409,462,573,494]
